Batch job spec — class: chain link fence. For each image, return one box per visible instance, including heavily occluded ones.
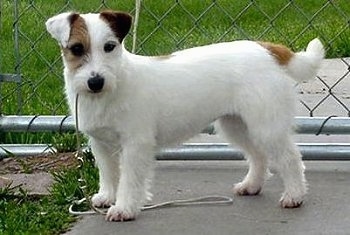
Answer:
[1,0,349,116]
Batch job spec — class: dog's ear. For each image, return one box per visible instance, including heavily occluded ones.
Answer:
[46,12,77,48]
[100,10,132,43]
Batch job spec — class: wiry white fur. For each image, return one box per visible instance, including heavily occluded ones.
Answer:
[45,12,73,48]
[46,12,324,221]
[286,38,325,82]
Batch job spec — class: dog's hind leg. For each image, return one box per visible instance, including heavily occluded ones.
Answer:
[271,137,307,208]
[217,115,269,196]
[90,138,120,208]
[221,112,307,208]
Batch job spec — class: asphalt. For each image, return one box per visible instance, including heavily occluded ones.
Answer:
[65,161,350,235]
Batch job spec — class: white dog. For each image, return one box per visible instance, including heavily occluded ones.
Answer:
[46,10,324,221]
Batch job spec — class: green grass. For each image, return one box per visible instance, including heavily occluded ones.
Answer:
[0,150,99,235]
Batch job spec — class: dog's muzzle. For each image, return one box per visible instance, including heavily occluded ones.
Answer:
[87,74,105,93]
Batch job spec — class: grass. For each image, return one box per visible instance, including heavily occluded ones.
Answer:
[0,150,99,235]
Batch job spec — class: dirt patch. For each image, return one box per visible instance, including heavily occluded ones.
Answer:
[0,152,78,174]
[1,153,79,194]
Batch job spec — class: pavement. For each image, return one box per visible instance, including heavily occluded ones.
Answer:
[65,161,350,235]
[295,57,350,117]
[0,172,52,195]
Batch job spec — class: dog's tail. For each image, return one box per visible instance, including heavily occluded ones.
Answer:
[286,38,325,82]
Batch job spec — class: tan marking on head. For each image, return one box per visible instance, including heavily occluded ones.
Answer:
[62,13,90,71]
[258,41,294,65]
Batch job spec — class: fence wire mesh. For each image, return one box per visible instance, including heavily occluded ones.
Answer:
[0,0,349,116]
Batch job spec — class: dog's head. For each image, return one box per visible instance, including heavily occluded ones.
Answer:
[46,10,132,94]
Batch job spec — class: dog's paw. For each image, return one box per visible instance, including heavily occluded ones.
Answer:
[91,192,115,208]
[105,205,139,222]
[233,181,261,196]
[280,193,303,208]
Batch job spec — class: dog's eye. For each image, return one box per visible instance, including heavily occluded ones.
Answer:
[70,43,84,57]
[104,42,116,53]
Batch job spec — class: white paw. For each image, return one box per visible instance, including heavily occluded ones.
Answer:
[105,204,139,222]
[233,181,262,196]
[91,192,115,208]
[280,192,304,208]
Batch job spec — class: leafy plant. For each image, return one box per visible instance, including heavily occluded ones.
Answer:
[51,132,86,153]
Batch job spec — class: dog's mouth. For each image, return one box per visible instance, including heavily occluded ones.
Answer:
[88,89,103,94]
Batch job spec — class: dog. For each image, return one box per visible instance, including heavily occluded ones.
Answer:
[46,10,324,221]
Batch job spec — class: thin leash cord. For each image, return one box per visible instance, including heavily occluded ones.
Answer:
[69,195,234,216]
[69,94,233,216]
[72,93,106,215]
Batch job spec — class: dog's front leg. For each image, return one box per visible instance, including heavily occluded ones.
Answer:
[90,138,120,208]
[106,141,155,222]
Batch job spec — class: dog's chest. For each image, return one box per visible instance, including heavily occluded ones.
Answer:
[84,126,121,144]
[73,95,122,143]
[78,111,121,143]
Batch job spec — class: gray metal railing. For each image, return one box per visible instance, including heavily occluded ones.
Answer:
[2,115,350,135]
[1,115,350,160]
[2,143,350,161]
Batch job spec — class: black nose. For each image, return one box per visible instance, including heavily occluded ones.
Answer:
[87,74,104,92]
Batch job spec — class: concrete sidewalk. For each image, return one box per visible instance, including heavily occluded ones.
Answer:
[65,161,350,235]
[296,57,350,117]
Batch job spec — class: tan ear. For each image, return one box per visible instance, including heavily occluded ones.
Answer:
[100,10,132,43]
[46,12,77,47]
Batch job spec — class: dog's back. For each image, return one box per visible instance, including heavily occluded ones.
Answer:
[168,38,324,83]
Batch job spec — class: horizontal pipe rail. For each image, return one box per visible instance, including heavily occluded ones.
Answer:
[0,115,75,132]
[0,144,55,158]
[1,115,350,159]
[1,143,350,160]
[1,115,350,135]
[159,143,350,161]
